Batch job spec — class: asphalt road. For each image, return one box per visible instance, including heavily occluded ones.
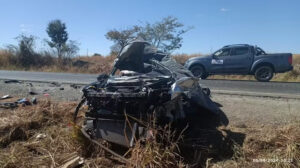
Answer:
[0,70,299,97]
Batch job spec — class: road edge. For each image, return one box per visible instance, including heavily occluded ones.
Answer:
[1,78,299,100]
[212,89,300,99]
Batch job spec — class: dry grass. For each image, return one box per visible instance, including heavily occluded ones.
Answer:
[210,124,300,168]
[0,97,299,167]
[0,98,187,168]
[128,116,186,168]
[0,99,112,168]
[0,49,117,74]
[0,50,18,70]
[172,53,202,65]
[35,55,117,74]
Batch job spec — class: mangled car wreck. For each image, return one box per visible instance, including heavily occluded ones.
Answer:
[74,40,229,158]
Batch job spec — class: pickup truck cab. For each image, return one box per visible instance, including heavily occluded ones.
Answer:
[184,44,293,81]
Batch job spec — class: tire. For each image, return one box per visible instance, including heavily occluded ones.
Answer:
[190,65,208,79]
[254,65,274,82]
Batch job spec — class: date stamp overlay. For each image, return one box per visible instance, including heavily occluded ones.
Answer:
[252,158,293,163]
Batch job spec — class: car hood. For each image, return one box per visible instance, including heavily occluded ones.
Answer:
[185,55,211,66]
[114,40,167,73]
[187,55,211,62]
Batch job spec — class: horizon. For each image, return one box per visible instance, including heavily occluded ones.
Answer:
[1,0,300,56]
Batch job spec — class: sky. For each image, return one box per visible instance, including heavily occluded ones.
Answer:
[0,0,300,55]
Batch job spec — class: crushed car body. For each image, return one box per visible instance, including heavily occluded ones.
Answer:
[74,40,228,148]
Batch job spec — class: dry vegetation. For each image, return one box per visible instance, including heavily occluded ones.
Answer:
[0,98,186,168]
[210,124,300,168]
[172,53,203,65]
[0,97,299,168]
[35,55,117,74]
[0,50,116,74]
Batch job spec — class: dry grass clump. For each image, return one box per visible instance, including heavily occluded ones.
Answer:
[0,50,18,70]
[34,54,116,74]
[0,49,117,74]
[172,53,202,65]
[210,124,300,168]
[0,99,188,168]
[129,124,186,168]
[0,100,110,168]
[72,54,116,74]
[0,100,74,167]
[246,124,300,168]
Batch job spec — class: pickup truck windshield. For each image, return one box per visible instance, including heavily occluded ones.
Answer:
[213,48,230,57]
[256,47,266,55]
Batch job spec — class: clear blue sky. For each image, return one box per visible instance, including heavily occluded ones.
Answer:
[0,0,300,55]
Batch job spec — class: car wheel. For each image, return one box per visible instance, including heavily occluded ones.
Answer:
[254,66,273,82]
[190,65,208,79]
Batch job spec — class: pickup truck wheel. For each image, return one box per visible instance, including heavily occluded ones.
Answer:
[190,66,208,79]
[254,66,273,82]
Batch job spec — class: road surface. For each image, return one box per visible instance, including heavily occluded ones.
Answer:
[0,70,299,97]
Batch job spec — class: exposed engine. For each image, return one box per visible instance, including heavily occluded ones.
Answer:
[74,40,228,149]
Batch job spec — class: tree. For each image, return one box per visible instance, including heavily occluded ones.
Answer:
[105,16,191,53]
[62,40,80,58]
[138,16,191,53]
[105,26,141,54]
[46,19,68,59]
[16,34,37,67]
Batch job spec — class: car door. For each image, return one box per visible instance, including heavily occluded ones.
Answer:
[210,48,231,73]
[223,47,253,74]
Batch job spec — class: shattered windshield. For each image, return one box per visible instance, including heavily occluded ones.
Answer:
[113,40,194,79]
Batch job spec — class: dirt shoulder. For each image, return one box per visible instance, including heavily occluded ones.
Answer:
[213,94,300,126]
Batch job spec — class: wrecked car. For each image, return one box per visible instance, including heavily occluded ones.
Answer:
[74,40,228,152]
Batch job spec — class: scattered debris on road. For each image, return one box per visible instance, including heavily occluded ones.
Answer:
[43,93,50,97]
[0,95,12,100]
[0,96,38,109]
[32,97,37,104]
[0,102,18,109]
[50,82,61,87]
[29,87,38,95]
[4,79,21,84]
[17,98,31,106]
[70,84,81,89]
[27,83,33,87]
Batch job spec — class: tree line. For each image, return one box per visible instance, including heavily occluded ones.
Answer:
[106,16,191,54]
[3,16,190,67]
[6,20,79,67]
